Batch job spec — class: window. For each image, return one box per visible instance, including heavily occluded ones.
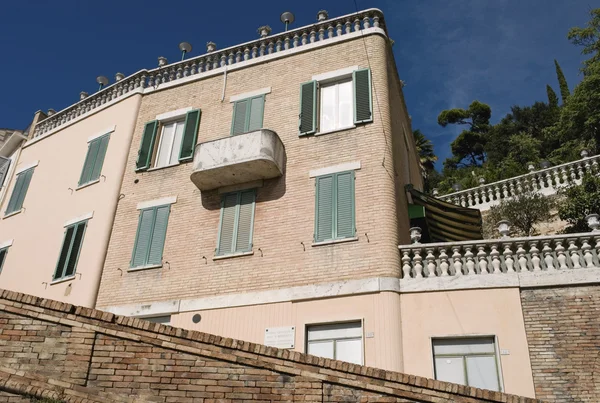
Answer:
[216,190,256,256]
[320,79,353,132]
[141,315,171,325]
[0,247,7,273]
[131,205,171,268]
[135,109,201,171]
[307,322,363,365]
[432,337,501,391]
[5,167,34,215]
[53,220,88,281]
[0,156,10,189]
[314,171,355,242]
[299,68,372,136]
[231,95,265,135]
[79,134,110,186]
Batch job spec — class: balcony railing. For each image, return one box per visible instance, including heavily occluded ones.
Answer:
[32,8,387,139]
[399,231,600,281]
[437,153,600,211]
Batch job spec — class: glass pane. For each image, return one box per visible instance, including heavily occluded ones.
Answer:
[156,123,175,168]
[433,338,495,355]
[434,357,466,386]
[320,84,336,132]
[169,121,185,164]
[338,80,353,128]
[335,338,362,365]
[307,340,334,359]
[466,356,500,391]
[308,322,362,341]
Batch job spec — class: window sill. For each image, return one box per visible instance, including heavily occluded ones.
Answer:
[315,125,356,137]
[50,275,76,285]
[128,264,162,272]
[312,237,358,247]
[76,179,100,191]
[3,209,23,219]
[213,251,254,261]
[147,163,181,172]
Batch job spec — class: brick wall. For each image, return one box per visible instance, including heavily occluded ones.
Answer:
[0,290,539,402]
[521,285,600,402]
[96,33,420,309]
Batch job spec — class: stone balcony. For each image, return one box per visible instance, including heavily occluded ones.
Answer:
[190,129,285,191]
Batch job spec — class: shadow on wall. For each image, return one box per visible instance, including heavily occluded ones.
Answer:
[199,171,287,211]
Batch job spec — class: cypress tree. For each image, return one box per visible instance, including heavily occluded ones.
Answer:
[554,59,570,103]
[546,85,559,107]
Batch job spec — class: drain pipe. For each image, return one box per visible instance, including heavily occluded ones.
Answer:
[221,65,228,102]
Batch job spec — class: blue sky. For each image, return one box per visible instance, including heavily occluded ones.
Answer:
[0,1,591,166]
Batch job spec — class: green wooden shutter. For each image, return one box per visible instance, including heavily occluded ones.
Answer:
[315,175,334,242]
[0,157,10,188]
[90,135,110,182]
[179,109,201,161]
[248,96,265,132]
[6,168,34,215]
[299,81,317,136]
[335,171,355,239]
[136,121,159,171]
[231,100,249,135]
[54,225,75,280]
[217,193,239,255]
[79,138,101,185]
[131,208,156,267]
[64,221,87,277]
[353,68,373,124]
[0,248,7,273]
[235,190,256,252]
[147,205,170,265]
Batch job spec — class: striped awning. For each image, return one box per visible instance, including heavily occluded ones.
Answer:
[406,185,483,242]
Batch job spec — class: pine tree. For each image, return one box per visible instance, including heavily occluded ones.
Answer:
[546,85,559,107]
[554,59,570,103]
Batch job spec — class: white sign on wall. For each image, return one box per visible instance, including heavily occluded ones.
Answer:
[264,326,295,349]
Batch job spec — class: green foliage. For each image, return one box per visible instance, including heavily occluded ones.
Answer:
[554,59,570,103]
[413,129,438,171]
[546,85,559,107]
[487,192,554,237]
[558,174,600,233]
[553,61,600,154]
[568,8,600,71]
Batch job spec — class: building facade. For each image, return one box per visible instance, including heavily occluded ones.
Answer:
[0,92,142,307]
[2,8,600,402]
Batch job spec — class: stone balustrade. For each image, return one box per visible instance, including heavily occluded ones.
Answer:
[399,232,600,281]
[32,8,386,139]
[437,153,600,211]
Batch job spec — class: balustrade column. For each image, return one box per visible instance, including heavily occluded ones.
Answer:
[542,241,555,270]
[552,168,562,188]
[452,247,463,276]
[439,249,449,276]
[529,241,541,271]
[425,249,436,277]
[503,243,515,272]
[464,246,476,275]
[477,245,488,274]
[413,249,423,279]
[581,238,594,268]
[401,250,412,278]
[490,245,502,274]
[567,239,581,269]
[555,240,568,269]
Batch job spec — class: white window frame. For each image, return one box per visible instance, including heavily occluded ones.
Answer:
[312,66,359,136]
[305,320,364,365]
[153,118,186,169]
[431,335,504,392]
[319,79,354,134]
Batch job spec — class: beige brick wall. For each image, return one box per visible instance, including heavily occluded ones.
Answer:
[96,34,418,307]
